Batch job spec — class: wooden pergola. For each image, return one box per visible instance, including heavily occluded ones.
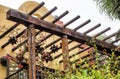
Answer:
[1,2,120,79]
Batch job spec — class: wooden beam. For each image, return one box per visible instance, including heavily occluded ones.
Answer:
[83,23,101,35]
[111,38,120,44]
[102,31,118,41]
[7,9,120,55]
[59,46,92,63]
[40,15,80,45]
[73,19,91,31]
[11,10,69,51]
[93,27,111,38]
[28,24,36,79]
[49,40,73,54]
[1,6,57,49]
[1,29,26,48]
[45,20,91,52]
[63,15,80,28]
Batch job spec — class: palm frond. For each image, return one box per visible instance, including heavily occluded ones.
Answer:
[94,0,120,20]
[115,29,120,39]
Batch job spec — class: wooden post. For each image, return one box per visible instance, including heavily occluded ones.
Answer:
[62,35,70,71]
[28,24,36,79]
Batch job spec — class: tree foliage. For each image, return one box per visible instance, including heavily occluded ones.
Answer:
[94,0,120,20]
[94,0,120,39]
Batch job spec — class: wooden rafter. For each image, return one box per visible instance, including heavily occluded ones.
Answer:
[10,10,69,51]
[1,6,57,49]
[0,2,45,39]
[7,9,120,55]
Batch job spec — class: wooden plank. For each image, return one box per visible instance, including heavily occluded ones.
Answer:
[7,9,120,55]
[28,24,36,79]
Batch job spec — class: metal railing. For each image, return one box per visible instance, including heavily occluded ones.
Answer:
[5,69,28,79]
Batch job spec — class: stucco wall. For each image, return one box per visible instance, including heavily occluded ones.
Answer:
[0,1,88,78]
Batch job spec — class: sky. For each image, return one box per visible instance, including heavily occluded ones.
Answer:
[0,0,120,36]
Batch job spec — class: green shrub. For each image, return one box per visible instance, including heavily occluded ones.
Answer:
[46,50,120,79]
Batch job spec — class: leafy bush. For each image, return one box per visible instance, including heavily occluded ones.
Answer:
[46,51,120,79]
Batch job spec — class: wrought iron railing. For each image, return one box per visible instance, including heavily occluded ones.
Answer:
[5,66,55,79]
[5,68,28,79]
